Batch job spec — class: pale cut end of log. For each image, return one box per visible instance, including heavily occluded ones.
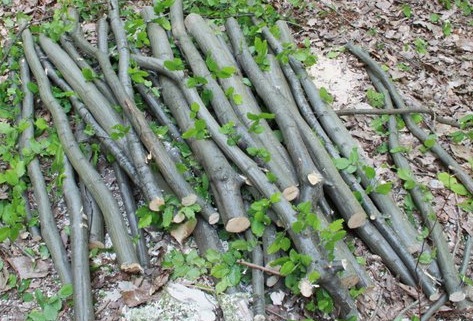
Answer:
[225,216,251,233]
[208,212,220,225]
[120,262,143,274]
[148,197,165,211]
[347,211,367,229]
[282,185,299,201]
[173,212,186,224]
[181,194,197,206]
[266,275,280,287]
[299,278,316,297]
[240,174,252,186]
[171,219,197,244]
[449,291,466,302]
[428,291,441,302]
[307,171,324,186]
[254,315,265,321]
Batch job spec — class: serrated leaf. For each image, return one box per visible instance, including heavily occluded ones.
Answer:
[280,261,296,276]
[227,266,241,285]
[292,221,304,233]
[319,87,334,104]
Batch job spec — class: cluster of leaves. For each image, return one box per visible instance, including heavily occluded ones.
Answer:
[136,195,201,230]
[333,148,393,196]
[27,284,73,321]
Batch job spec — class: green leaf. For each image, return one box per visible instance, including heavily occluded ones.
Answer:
[418,252,433,264]
[58,284,73,298]
[35,118,49,131]
[205,249,221,263]
[366,88,385,108]
[333,157,351,170]
[215,279,229,293]
[280,260,296,276]
[43,304,59,321]
[423,134,437,148]
[251,220,266,237]
[164,58,185,71]
[319,87,333,104]
[0,227,10,242]
[27,82,39,94]
[329,219,344,232]
[81,68,97,81]
[375,183,392,194]
[363,166,376,180]
[187,76,208,88]
[397,168,412,181]
[211,264,229,279]
[216,66,236,78]
[231,240,249,251]
[308,271,320,283]
[138,213,152,228]
[155,17,171,30]
[154,0,175,13]
[227,266,241,285]
[292,221,304,233]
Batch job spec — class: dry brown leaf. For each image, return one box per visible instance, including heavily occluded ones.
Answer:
[6,256,49,279]
[450,144,473,163]
[170,219,197,244]
[121,288,152,307]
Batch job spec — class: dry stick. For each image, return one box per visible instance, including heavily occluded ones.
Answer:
[147,18,246,231]
[165,4,299,201]
[317,202,373,290]
[59,35,119,109]
[225,18,324,207]
[184,14,298,186]
[74,122,105,249]
[420,235,472,321]
[132,43,358,321]
[35,47,140,188]
[15,58,41,241]
[262,224,282,287]
[251,22,440,291]
[346,42,473,196]
[272,35,441,296]
[107,0,164,212]
[244,230,266,319]
[135,84,183,142]
[113,163,149,267]
[24,30,140,272]
[42,35,127,148]
[62,157,94,321]
[367,71,464,302]
[335,108,460,128]
[79,181,105,248]
[66,9,218,224]
[225,17,367,229]
[19,56,72,285]
[262,20,422,253]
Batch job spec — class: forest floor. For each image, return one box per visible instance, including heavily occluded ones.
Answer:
[0,0,472,320]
